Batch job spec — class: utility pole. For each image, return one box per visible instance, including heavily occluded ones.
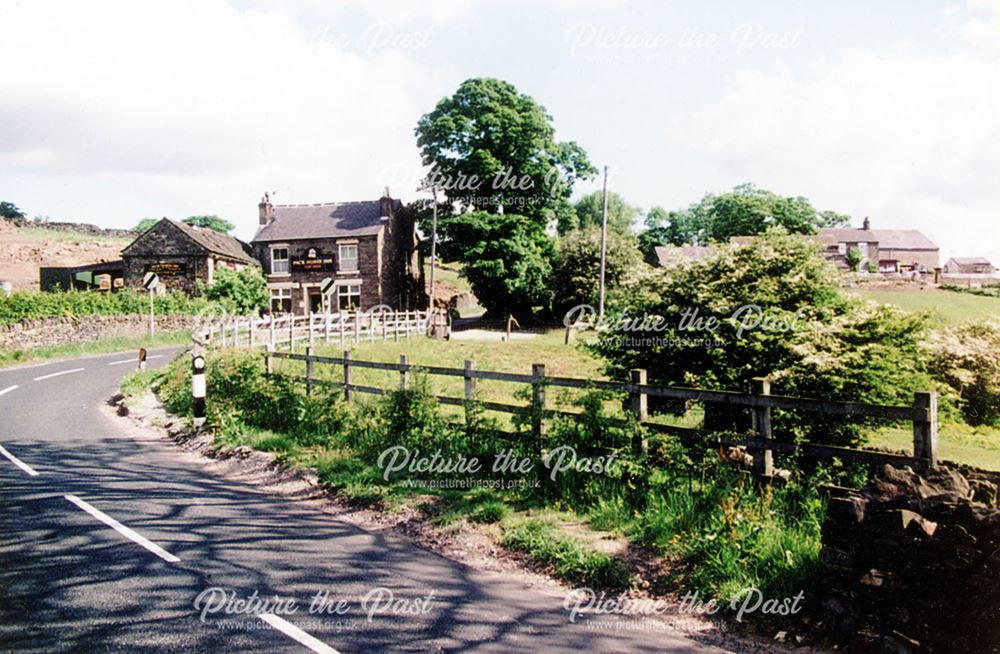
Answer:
[597,165,609,320]
[429,186,438,310]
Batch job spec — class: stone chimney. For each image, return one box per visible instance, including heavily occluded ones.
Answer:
[862,216,871,230]
[379,187,394,219]
[258,193,274,226]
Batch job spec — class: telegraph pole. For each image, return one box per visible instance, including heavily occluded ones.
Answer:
[429,186,438,310]
[597,165,609,320]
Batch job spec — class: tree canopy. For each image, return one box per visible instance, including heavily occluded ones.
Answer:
[183,215,234,234]
[134,217,159,233]
[200,266,267,314]
[415,78,595,226]
[638,184,850,250]
[561,191,640,235]
[551,227,644,318]
[0,201,26,223]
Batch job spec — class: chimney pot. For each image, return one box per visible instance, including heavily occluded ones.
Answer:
[258,193,274,226]
[862,216,871,230]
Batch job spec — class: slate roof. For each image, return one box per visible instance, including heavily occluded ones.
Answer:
[653,245,713,266]
[819,228,938,251]
[168,219,257,264]
[252,200,401,243]
[948,256,991,265]
[121,219,256,264]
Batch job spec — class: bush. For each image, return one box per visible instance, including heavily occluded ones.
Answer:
[550,227,645,319]
[591,229,930,447]
[928,320,1000,426]
[0,288,211,326]
[199,266,268,314]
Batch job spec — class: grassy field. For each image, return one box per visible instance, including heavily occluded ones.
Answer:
[4,226,132,245]
[0,331,189,369]
[850,287,1000,325]
[868,422,1000,471]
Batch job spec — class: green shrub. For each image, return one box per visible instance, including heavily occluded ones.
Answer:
[0,288,211,325]
[502,518,630,588]
[928,320,1000,426]
[468,501,509,524]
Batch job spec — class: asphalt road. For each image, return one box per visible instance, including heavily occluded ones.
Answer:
[0,348,733,653]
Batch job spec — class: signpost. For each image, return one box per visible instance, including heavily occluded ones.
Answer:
[142,272,159,338]
[319,277,335,314]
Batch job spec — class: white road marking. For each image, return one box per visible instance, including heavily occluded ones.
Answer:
[108,355,163,366]
[259,614,342,654]
[63,494,180,563]
[0,385,18,397]
[0,444,39,476]
[33,368,85,381]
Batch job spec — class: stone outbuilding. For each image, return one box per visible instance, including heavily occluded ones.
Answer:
[121,219,257,294]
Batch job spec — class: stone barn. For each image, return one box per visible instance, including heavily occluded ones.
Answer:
[121,219,256,294]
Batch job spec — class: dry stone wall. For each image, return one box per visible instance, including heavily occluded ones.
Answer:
[1,315,196,351]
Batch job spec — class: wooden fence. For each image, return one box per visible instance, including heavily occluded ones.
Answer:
[197,310,437,350]
[264,349,939,475]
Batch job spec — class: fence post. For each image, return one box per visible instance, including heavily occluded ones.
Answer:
[343,349,353,401]
[269,315,275,351]
[325,312,331,345]
[305,345,314,396]
[630,369,648,455]
[265,343,273,375]
[400,354,410,390]
[382,312,388,340]
[913,391,938,469]
[339,312,346,346]
[308,314,315,350]
[751,377,774,478]
[288,315,295,352]
[464,359,476,433]
[192,354,206,429]
[354,309,361,344]
[532,363,547,443]
[249,317,256,349]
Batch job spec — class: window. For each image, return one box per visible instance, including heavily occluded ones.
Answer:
[338,244,358,272]
[270,288,292,313]
[271,247,289,275]
[338,284,361,311]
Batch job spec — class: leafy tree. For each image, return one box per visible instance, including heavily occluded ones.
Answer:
[845,246,862,272]
[135,218,159,233]
[0,201,26,223]
[592,229,929,446]
[551,227,644,318]
[415,78,596,227]
[201,266,268,314]
[638,184,850,249]
[440,211,553,319]
[560,191,640,235]
[183,215,234,234]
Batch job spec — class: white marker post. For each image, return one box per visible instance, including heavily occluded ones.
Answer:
[142,272,160,338]
[192,354,206,429]
[138,347,147,372]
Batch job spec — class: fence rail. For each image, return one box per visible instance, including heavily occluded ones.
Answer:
[264,349,938,475]
[198,310,438,350]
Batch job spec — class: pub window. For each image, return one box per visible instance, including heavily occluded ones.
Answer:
[338,284,361,311]
[271,247,290,274]
[270,288,292,313]
[338,244,358,272]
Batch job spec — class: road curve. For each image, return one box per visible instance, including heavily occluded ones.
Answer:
[0,348,734,653]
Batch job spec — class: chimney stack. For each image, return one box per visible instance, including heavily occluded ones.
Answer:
[379,188,393,218]
[259,192,274,226]
[862,216,871,231]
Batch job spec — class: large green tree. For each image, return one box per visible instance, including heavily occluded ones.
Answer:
[592,229,929,446]
[560,191,640,235]
[415,78,595,226]
[440,212,553,319]
[183,215,234,234]
[201,267,268,314]
[134,217,159,233]
[639,184,849,249]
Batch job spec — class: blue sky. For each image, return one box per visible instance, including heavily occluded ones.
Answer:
[1,0,998,262]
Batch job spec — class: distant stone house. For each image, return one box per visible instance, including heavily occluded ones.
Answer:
[943,257,993,275]
[251,193,423,314]
[121,219,257,293]
[650,245,713,267]
[819,217,939,273]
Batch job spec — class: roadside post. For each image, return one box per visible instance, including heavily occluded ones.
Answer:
[142,272,159,338]
[192,354,206,429]
[138,348,147,372]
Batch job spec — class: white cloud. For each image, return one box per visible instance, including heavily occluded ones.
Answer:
[0,0,442,237]
[664,3,1000,263]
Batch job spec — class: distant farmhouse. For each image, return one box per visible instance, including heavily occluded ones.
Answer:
[650,217,941,276]
[121,218,256,293]
[252,192,422,314]
[943,257,994,275]
[818,217,939,273]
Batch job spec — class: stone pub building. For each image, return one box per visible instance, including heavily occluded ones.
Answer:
[252,192,422,314]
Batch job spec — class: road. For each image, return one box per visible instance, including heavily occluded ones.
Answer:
[0,348,733,653]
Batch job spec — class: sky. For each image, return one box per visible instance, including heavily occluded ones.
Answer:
[1,0,998,263]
